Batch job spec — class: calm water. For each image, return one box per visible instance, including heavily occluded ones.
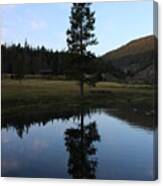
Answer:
[1,109,156,180]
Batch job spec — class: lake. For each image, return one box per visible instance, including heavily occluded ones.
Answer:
[1,108,157,180]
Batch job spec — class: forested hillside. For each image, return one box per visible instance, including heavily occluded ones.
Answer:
[102,35,158,84]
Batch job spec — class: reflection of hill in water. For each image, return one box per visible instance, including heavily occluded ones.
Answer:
[105,108,156,130]
[2,105,155,138]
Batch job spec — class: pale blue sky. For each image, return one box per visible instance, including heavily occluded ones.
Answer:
[1,1,154,56]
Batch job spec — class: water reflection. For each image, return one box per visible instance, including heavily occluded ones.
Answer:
[1,107,156,180]
[2,108,93,138]
[105,108,156,130]
[2,106,155,135]
[65,111,100,178]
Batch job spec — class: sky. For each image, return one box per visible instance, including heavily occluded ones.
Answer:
[0,0,154,56]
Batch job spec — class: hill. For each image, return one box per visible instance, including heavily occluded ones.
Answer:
[102,35,158,84]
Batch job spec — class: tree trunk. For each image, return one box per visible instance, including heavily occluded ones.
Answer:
[80,111,84,177]
[80,81,84,97]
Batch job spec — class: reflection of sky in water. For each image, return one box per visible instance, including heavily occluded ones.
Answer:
[1,110,155,180]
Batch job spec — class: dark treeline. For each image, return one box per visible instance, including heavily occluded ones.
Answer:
[2,42,123,82]
[1,41,73,77]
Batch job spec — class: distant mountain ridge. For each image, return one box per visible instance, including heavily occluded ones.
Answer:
[102,35,158,84]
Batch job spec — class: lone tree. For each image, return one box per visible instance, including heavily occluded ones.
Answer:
[66,3,98,97]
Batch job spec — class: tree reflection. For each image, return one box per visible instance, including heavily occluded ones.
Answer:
[64,111,100,179]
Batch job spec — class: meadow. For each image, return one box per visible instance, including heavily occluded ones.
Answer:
[2,79,154,116]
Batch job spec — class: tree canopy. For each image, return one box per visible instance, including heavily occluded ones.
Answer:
[66,3,98,96]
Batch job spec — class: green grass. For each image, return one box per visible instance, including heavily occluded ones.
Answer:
[2,79,155,120]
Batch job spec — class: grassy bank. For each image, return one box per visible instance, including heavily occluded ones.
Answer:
[2,79,154,112]
[1,79,156,128]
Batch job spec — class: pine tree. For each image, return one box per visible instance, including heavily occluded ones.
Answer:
[66,3,98,96]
